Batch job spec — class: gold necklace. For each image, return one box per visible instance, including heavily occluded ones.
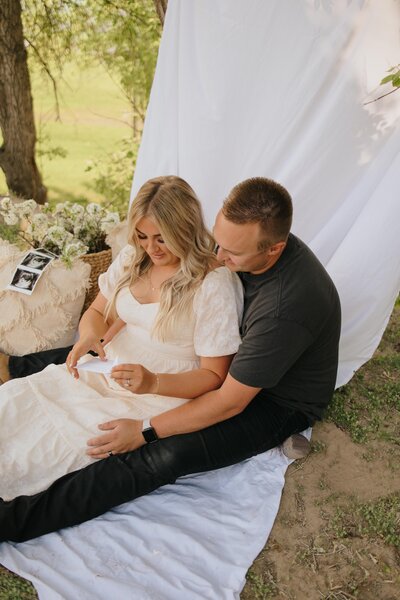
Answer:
[148,268,160,291]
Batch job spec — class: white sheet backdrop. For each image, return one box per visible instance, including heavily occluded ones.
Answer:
[131,0,400,387]
[1,2,399,599]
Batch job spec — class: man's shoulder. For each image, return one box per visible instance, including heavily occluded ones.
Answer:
[241,233,340,329]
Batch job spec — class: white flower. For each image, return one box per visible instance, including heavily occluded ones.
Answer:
[100,212,120,234]
[3,211,19,226]
[0,196,11,212]
[70,204,85,218]
[1,198,116,258]
[32,213,49,227]
[30,213,49,241]
[86,202,103,217]
[46,225,70,247]
[73,222,83,236]
[16,199,37,219]
[63,241,88,260]
[53,202,68,215]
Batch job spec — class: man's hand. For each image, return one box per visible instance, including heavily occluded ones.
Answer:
[86,418,145,459]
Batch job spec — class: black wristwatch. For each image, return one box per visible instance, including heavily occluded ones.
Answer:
[141,418,159,444]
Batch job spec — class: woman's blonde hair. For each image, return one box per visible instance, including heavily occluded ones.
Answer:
[106,176,215,340]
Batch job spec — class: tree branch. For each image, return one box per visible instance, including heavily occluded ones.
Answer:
[24,36,61,121]
[363,86,400,106]
[153,0,168,25]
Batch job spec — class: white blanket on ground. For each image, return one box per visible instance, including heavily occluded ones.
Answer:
[0,447,293,599]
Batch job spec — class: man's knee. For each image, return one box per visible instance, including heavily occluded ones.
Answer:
[121,437,184,484]
[123,432,206,483]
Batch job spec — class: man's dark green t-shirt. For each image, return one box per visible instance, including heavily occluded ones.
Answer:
[229,234,341,422]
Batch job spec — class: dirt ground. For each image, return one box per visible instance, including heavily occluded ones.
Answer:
[241,422,399,600]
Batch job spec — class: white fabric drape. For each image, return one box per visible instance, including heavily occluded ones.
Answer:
[131,0,400,386]
[1,4,399,599]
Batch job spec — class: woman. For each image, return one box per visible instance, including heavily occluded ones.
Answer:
[0,176,243,499]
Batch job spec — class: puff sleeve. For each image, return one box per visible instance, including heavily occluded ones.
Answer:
[193,267,243,357]
[98,244,135,300]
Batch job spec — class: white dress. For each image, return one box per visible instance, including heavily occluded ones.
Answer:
[0,246,243,500]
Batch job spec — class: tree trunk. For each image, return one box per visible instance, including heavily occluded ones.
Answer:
[153,0,168,26]
[0,0,47,204]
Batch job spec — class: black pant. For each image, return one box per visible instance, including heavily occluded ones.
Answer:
[9,346,73,378]
[1,349,311,543]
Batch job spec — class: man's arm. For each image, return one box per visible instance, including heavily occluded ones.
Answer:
[152,374,261,436]
[86,374,261,458]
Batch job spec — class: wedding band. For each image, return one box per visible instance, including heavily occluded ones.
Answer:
[125,379,131,387]
[108,451,113,457]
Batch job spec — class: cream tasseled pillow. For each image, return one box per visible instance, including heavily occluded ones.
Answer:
[0,240,91,356]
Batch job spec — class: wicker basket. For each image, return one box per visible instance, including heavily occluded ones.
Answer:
[80,248,113,313]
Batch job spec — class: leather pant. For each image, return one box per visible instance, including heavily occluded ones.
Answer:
[9,346,73,378]
[2,348,311,543]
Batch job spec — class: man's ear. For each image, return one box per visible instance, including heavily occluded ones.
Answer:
[267,241,287,256]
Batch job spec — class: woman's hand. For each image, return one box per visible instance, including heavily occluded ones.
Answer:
[67,335,107,379]
[86,418,145,458]
[111,363,158,394]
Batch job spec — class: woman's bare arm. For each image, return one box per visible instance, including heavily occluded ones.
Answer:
[111,354,233,398]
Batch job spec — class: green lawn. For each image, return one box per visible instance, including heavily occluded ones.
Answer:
[0,62,133,203]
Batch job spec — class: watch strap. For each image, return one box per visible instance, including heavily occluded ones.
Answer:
[142,418,159,443]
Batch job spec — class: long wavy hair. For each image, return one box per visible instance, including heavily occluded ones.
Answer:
[106,176,215,341]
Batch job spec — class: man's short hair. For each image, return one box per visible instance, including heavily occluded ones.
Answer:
[222,177,293,249]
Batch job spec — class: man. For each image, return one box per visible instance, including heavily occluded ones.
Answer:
[0,177,341,542]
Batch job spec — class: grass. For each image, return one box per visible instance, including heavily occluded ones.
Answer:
[326,299,400,447]
[0,569,36,600]
[0,62,132,204]
[329,494,400,548]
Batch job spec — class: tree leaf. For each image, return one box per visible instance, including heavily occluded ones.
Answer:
[380,75,394,85]
[392,75,400,87]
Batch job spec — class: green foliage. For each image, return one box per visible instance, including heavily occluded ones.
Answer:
[0,222,18,244]
[22,0,160,131]
[0,566,36,600]
[330,494,400,548]
[358,494,400,547]
[36,128,68,163]
[327,385,368,443]
[326,313,400,445]
[380,64,400,88]
[20,0,161,203]
[328,369,400,444]
[85,137,138,215]
[245,569,277,599]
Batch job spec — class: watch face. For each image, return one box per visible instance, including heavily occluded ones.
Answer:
[143,426,158,443]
